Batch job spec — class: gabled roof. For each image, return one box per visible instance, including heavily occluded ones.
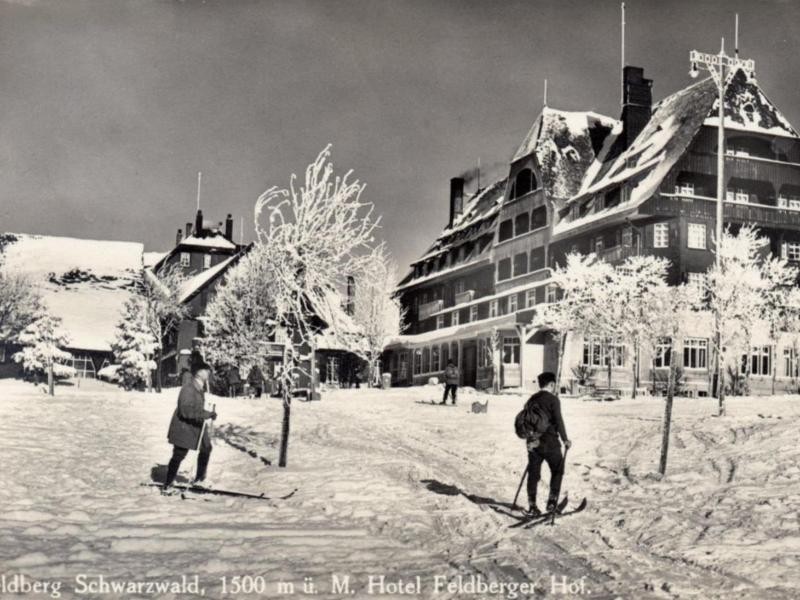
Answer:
[0,233,143,352]
[397,180,505,289]
[152,233,237,272]
[178,254,241,304]
[554,68,799,237]
[513,107,618,201]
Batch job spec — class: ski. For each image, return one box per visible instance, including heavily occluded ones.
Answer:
[142,483,297,501]
[507,495,569,529]
[522,497,588,529]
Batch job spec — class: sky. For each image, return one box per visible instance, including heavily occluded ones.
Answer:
[1,0,799,277]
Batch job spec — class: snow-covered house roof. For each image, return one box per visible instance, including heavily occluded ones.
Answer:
[397,179,506,290]
[514,108,618,201]
[143,251,166,269]
[177,254,240,304]
[0,233,143,353]
[554,69,799,238]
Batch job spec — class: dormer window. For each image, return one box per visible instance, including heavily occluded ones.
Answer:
[511,168,537,199]
[180,252,190,267]
[675,182,695,196]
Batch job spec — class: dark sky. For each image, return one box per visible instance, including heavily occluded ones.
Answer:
[1,0,799,275]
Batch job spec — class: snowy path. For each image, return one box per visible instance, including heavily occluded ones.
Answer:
[1,380,799,599]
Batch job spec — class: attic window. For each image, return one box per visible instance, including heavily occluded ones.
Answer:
[512,168,537,199]
[743,103,755,114]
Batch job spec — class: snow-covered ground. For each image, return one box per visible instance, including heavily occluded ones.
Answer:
[1,379,798,599]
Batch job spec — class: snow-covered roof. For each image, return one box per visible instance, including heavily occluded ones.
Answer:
[386,313,517,347]
[0,233,143,352]
[555,69,799,238]
[180,234,237,250]
[178,255,239,303]
[515,108,618,201]
[705,69,798,139]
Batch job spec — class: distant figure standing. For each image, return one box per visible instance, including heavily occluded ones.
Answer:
[227,365,241,398]
[441,361,459,405]
[163,360,217,492]
[516,371,571,516]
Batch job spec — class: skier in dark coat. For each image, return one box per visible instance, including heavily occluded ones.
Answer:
[521,371,571,516]
[163,359,217,492]
[440,361,459,405]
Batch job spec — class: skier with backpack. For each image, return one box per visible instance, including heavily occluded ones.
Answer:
[514,371,571,516]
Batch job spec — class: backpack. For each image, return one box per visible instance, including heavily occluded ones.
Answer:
[514,398,551,447]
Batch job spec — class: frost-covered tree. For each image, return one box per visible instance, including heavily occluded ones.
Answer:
[533,253,614,389]
[0,271,41,343]
[140,264,190,392]
[13,307,74,395]
[707,226,769,415]
[349,243,405,386]
[647,283,698,475]
[610,256,673,397]
[112,297,158,390]
[202,251,277,385]
[253,145,380,467]
[760,256,800,394]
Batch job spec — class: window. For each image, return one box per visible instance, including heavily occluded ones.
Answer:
[431,345,440,372]
[203,254,212,269]
[441,343,448,366]
[478,338,486,368]
[436,315,445,329]
[512,168,536,198]
[683,338,708,370]
[621,227,633,247]
[470,305,478,322]
[674,182,695,196]
[497,258,512,281]
[529,247,545,271]
[450,342,459,367]
[180,252,191,267]
[545,284,558,304]
[783,347,798,378]
[509,294,518,313]
[489,300,498,318]
[582,337,624,367]
[654,223,669,248]
[499,219,514,242]
[778,194,800,210]
[422,348,430,373]
[782,242,800,262]
[71,355,97,379]
[687,223,707,249]
[653,338,672,368]
[531,206,547,230]
[742,346,771,376]
[593,237,604,254]
[452,311,460,326]
[503,337,521,364]
[413,350,422,375]
[513,253,528,277]
[455,280,466,294]
[726,187,749,204]
[526,289,537,308]
[515,212,530,236]
[687,272,708,300]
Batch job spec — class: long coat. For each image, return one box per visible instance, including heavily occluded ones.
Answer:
[167,380,214,450]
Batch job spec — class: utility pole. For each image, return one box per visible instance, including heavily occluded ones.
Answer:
[688,40,755,416]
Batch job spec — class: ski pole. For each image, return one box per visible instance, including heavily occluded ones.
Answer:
[512,464,528,510]
[550,445,570,526]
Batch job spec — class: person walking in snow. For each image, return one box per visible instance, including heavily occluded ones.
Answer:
[441,360,459,405]
[163,359,217,492]
[517,371,571,516]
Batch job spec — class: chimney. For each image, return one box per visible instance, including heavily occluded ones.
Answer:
[185,222,193,238]
[195,209,203,238]
[621,66,653,151]
[346,275,355,316]
[449,177,465,228]
[176,228,182,245]
[225,214,234,241]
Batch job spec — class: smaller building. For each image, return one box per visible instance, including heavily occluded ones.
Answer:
[0,232,144,378]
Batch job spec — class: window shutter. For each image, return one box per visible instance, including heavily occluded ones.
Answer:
[781,242,788,259]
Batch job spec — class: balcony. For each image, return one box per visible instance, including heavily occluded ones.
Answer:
[418,299,443,320]
[455,290,475,305]
[652,195,800,230]
[596,245,640,264]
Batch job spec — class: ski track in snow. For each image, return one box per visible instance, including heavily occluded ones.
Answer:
[1,380,799,599]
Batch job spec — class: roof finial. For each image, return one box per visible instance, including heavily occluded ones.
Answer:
[196,171,202,211]
[543,78,548,108]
